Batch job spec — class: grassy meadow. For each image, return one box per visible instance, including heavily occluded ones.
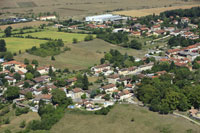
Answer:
[51,104,200,133]
[15,39,147,70]
[3,37,47,53]
[20,30,92,43]
[0,107,40,133]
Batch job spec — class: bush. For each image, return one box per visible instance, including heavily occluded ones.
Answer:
[3,117,10,124]
[84,35,93,41]
[20,120,26,128]
[0,107,10,116]
[95,106,113,115]
[15,107,29,116]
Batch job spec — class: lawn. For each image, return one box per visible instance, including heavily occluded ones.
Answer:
[21,30,92,43]
[51,104,200,133]
[15,39,147,70]
[3,37,47,53]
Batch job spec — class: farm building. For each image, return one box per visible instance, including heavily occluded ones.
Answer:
[85,14,126,23]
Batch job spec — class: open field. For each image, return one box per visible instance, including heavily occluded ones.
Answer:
[20,30,91,43]
[0,21,49,30]
[0,0,199,19]
[3,37,47,53]
[113,4,200,17]
[51,104,200,133]
[15,39,147,70]
[0,110,40,133]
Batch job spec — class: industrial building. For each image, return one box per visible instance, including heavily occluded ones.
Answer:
[85,14,126,23]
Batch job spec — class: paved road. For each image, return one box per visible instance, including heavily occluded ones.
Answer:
[173,112,200,126]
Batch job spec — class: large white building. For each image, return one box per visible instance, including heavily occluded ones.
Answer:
[85,14,126,22]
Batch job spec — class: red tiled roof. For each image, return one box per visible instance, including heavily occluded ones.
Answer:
[102,84,116,90]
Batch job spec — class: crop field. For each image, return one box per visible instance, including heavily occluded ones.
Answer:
[4,37,47,53]
[0,21,49,30]
[15,39,147,70]
[21,30,91,43]
[113,4,200,17]
[0,0,199,19]
[51,104,200,133]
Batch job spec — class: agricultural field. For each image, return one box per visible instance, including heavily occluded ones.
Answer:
[15,39,147,70]
[20,30,92,43]
[113,4,200,17]
[3,37,47,53]
[0,0,199,19]
[0,21,49,30]
[51,104,200,133]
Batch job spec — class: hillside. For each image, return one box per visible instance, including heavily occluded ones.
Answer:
[51,104,200,133]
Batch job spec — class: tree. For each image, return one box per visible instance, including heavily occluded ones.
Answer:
[100,58,105,64]
[25,92,33,99]
[0,39,7,52]
[103,94,111,101]
[42,88,49,94]
[51,88,72,106]
[32,60,38,67]
[4,26,12,37]
[23,82,30,88]
[19,120,26,128]
[4,52,13,61]
[24,58,29,65]
[81,93,86,99]
[4,86,19,100]
[129,40,142,50]
[25,73,34,80]
[13,72,21,81]
[48,66,54,77]
[82,74,89,90]
[51,56,55,61]
[33,71,41,78]
[26,65,34,73]
[73,38,78,44]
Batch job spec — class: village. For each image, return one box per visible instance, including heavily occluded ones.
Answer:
[1,6,200,132]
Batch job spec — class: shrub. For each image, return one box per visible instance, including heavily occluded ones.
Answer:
[15,107,29,116]
[20,120,26,128]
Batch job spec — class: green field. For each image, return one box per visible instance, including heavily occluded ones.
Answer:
[3,37,47,53]
[15,39,147,70]
[21,30,92,43]
[51,104,200,133]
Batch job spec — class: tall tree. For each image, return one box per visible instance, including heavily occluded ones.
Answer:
[0,39,7,52]
[82,74,89,90]
[4,26,12,37]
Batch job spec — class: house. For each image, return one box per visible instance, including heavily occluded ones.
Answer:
[172,20,178,25]
[19,88,33,99]
[2,61,27,73]
[5,76,16,85]
[37,66,55,75]
[66,77,77,86]
[33,76,51,83]
[178,51,199,61]
[91,64,111,74]
[170,30,181,36]
[153,30,166,36]
[125,84,134,91]
[151,24,161,31]
[117,90,133,101]
[68,25,78,30]
[67,88,84,100]
[117,77,131,86]
[164,27,175,32]
[131,31,141,36]
[107,74,120,84]
[137,63,154,72]
[38,15,56,21]
[181,17,190,23]
[33,94,52,104]
[101,84,118,94]
[113,28,129,33]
